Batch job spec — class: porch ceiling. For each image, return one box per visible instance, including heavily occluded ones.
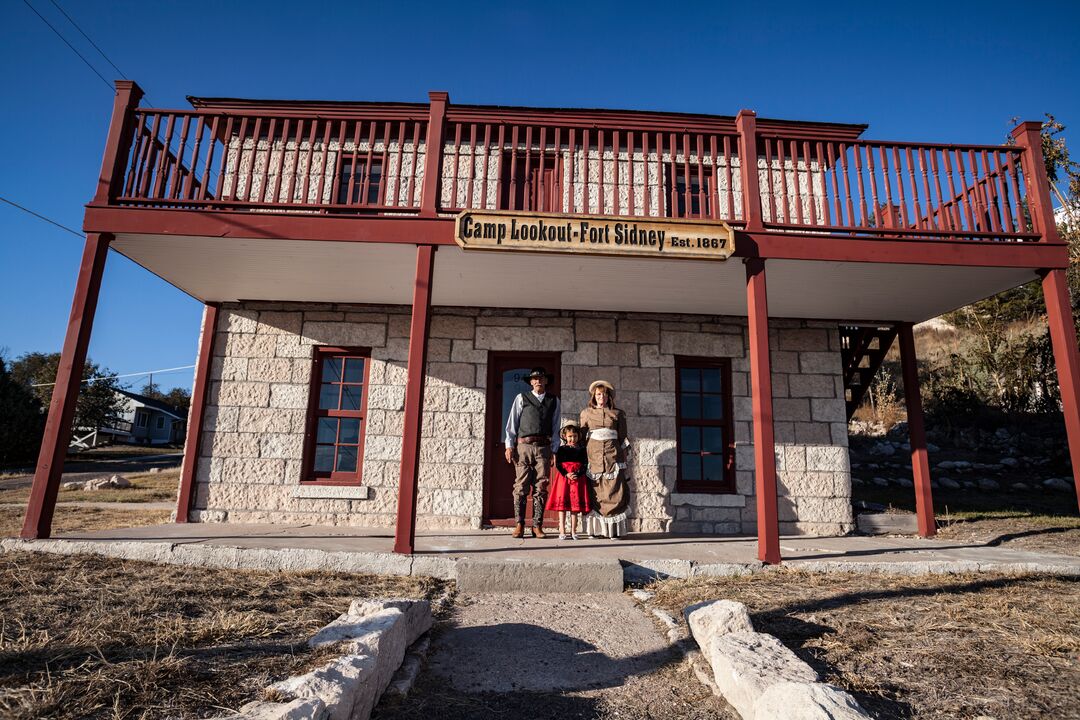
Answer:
[111,234,1039,323]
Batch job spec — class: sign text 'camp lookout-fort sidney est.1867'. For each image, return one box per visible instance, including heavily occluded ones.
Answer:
[455,210,735,260]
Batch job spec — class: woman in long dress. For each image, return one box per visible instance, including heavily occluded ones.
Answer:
[579,380,630,538]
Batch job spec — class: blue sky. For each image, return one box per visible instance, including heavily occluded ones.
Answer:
[1,0,1078,392]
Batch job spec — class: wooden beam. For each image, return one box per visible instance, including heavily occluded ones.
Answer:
[898,322,936,537]
[1040,268,1080,511]
[394,245,437,554]
[22,233,112,539]
[745,257,781,564]
[174,303,219,522]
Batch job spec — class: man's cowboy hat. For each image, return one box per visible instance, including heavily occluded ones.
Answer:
[524,367,554,383]
[588,379,616,395]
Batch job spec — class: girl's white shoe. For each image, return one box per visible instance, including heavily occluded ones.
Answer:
[558,533,567,540]
[570,533,579,540]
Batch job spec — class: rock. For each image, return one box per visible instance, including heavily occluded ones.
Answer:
[218,698,327,719]
[872,443,896,457]
[936,461,955,471]
[870,477,889,487]
[754,682,873,719]
[109,474,131,488]
[977,478,1000,491]
[706,631,818,719]
[1000,457,1020,469]
[962,481,976,490]
[926,443,941,453]
[891,477,914,489]
[684,600,754,648]
[938,477,961,490]
[1011,483,1030,491]
[62,481,85,491]
[1043,478,1074,493]
[631,589,655,602]
[952,461,972,471]
[84,475,131,490]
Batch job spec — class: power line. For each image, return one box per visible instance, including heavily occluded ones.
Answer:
[0,195,82,237]
[21,0,112,91]
[31,365,197,388]
[47,0,126,80]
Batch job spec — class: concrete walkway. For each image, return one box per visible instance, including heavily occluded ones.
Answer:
[3,522,1078,587]
[373,593,735,719]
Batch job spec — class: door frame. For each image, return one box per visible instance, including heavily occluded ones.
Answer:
[482,350,563,526]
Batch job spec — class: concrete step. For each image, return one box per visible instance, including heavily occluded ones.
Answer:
[456,558,624,593]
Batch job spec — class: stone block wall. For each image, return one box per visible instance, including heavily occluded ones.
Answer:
[191,302,853,535]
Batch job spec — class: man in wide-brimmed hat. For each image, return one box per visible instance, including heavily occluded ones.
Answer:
[503,366,560,538]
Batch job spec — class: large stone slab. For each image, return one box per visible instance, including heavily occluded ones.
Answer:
[456,558,624,593]
[755,682,873,719]
[684,600,754,648]
[707,631,819,719]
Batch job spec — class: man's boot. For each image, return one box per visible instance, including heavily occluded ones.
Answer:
[532,524,547,539]
[512,522,524,538]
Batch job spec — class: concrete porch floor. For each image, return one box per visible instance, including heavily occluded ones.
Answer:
[3,523,1078,589]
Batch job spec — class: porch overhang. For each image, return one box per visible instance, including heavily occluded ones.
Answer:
[109,230,1046,323]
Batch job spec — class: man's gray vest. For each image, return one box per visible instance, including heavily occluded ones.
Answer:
[519,393,557,438]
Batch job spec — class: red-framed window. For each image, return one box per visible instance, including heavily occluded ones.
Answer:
[665,162,713,218]
[675,356,735,493]
[302,347,371,484]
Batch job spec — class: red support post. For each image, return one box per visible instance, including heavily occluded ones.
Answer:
[22,233,112,539]
[897,322,936,536]
[175,303,220,522]
[736,110,764,231]
[394,245,437,554]
[745,257,781,564]
[92,80,144,205]
[420,92,449,218]
[1040,268,1080,510]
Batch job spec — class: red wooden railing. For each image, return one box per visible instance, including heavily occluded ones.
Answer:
[107,96,1043,244]
[756,135,1035,241]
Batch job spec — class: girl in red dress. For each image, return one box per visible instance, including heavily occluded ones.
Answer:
[545,423,591,540]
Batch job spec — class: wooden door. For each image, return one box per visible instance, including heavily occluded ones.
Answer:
[483,351,562,525]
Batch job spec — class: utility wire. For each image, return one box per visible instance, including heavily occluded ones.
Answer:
[0,195,82,237]
[21,0,112,91]
[31,365,196,388]
[47,0,126,79]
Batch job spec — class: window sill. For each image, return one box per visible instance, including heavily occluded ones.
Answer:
[670,491,744,507]
[291,485,371,500]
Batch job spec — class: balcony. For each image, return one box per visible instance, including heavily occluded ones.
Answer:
[81,83,1067,324]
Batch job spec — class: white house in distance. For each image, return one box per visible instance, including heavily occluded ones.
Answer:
[83,389,186,448]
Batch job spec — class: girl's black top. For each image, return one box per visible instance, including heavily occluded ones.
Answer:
[555,444,587,475]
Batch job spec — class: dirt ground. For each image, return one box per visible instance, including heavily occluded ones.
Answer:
[373,592,735,720]
[650,571,1080,720]
[0,551,446,720]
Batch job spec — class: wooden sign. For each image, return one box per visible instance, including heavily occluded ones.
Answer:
[454,210,734,261]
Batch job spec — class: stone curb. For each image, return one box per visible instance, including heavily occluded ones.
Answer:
[685,600,872,719]
[3,538,1078,588]
[456,558,624,593]
[217,597,433,720]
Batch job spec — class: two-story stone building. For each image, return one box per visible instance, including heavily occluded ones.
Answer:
[21,82,1079,564]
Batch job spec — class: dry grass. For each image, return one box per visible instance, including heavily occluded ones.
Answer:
[0,551,447,719]
[0,508,173,538]
[0,470,180,506]
[650,571,1080,720]
[936,512,1080,557]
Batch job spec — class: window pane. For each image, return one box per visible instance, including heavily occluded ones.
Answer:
[702,394,724,420]
[335,446,358,473]
[702,368,723,393]
[342,384,363,411]
[314,445,334,472]
[344,358,365,383]
[339,418,360,444]
[322,357,343,383]
[681,454,701,481]
[702,427,725,453]
[319,383,340,410]
[680,393,701,419]
[680,368,700,392]
[316,417,338,443]
[702,454,725,481]
[681,426,701,453]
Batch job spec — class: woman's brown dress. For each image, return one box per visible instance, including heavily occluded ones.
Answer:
[578,406,629,530]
